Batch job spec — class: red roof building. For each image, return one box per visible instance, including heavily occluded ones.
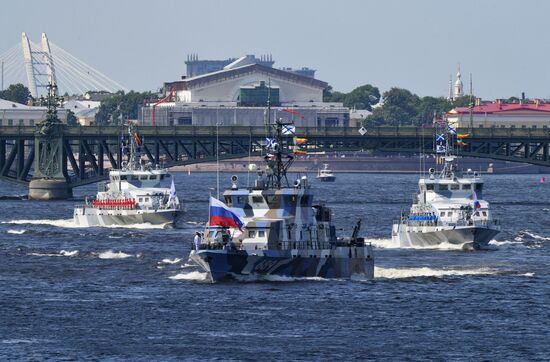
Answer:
[446,100,550,129]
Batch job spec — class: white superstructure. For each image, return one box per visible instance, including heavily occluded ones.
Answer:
[392,157,500,249]
[74,122,182,227]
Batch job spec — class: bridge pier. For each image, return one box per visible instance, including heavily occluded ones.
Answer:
[28,178,72,200]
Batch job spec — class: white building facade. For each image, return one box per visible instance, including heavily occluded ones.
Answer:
[0,99,67,126]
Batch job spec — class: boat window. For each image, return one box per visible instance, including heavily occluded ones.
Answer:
[426,184,434,190]
[474,211,480,216]
[140,176,148,180]
[450,184,459,190]
[248,230,256,238]
[120,175,127,180]
[475,183,483,192]
[482,211,487,216]
[258,230,266,238]
[160,175,165,180]
[145,198,149,202]
[252,196,263,203]
[264,195,280,206]
[237,196,248,204]
[447,211,452,216]
[440,212,445,217]
[439,184,448,191]
[139,198,143,202]
[131,175,139,181]
[224,196,232,207]
[149,175,156,180]
[462,184,471,190]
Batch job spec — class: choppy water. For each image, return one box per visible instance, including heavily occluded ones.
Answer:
[0,172,549,360]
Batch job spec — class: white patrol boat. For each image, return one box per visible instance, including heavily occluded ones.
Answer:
[392,156,500,249]
[316,164,336,182]
[189,120,374,282]
[74,122,182,227]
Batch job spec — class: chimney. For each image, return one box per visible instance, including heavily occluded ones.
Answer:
[475,98,482,106]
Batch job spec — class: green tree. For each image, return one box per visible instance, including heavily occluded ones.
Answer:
[95,91,157,125]
[343,84,380,111]
[416,96,453,125]
[452,95,474,108]
[0,83,32,104]
[366,87,419,126]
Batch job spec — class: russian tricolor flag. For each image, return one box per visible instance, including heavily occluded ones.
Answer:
[473,191,481,210]
[209,197,245,230]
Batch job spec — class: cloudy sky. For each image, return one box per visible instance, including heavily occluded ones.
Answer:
[1,0,549,99]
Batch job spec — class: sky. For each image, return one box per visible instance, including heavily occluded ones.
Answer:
[1,0,550,100]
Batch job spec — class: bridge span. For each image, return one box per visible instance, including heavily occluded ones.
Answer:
[0,125,549,198]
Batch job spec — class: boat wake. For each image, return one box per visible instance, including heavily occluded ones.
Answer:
[367,238,468,251]
[94,250,133,259]
[374,266,498,279]
[158,258,182,265]
[1,219,166,229]
[169,271,209,281]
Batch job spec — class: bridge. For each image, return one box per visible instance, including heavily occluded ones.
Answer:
[1,124,549,198]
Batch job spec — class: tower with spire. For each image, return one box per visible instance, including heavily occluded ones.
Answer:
[453,64,464,100]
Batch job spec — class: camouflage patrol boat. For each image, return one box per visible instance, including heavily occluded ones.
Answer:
[189,121,374,282]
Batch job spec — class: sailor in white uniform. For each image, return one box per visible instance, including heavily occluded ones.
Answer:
[194,232,201,251]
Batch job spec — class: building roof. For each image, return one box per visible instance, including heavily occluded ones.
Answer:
[166,63,328,91]
[0,98,37,110]
[448,102,550,115]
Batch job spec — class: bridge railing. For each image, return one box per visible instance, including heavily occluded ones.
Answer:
[2,124,550,139]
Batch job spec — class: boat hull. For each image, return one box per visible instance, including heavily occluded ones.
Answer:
[317,176,336,182]
[189,247,374,282]
[392,223,500,249]
[73,207,181,228]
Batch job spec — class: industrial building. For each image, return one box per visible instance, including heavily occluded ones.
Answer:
[139,61,350,128]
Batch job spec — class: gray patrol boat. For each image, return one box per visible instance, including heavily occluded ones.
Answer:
[74,122,182,227]
[392,156,500,249]
[189,120,374,282]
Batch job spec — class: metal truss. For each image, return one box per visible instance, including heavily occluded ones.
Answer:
[0,126,549,188]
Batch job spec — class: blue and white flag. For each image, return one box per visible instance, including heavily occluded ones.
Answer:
[448,126,457,134]
[436,145,446,153]
[265,137,275,149]
[167,179,177,206]
[282,125,296,135]
[436,134,445,142]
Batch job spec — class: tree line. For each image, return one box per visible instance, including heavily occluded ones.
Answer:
[325,84,474,127]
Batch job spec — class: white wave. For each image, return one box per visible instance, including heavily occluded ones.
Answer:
[489,239,526,248]
[2,219,78,228]
[169,271,209,281]
[28,249,79,257]
[7,229,26,234]
[159,258,182,265]
[375,266,497,279]
[96,250,133,259]
[519,272,535,277]
[522,231,550,241]
[367,238,466,251]
[60,250,79,257]
[1,219,166,230]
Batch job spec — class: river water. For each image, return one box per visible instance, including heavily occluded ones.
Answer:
[0,172,549,360]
